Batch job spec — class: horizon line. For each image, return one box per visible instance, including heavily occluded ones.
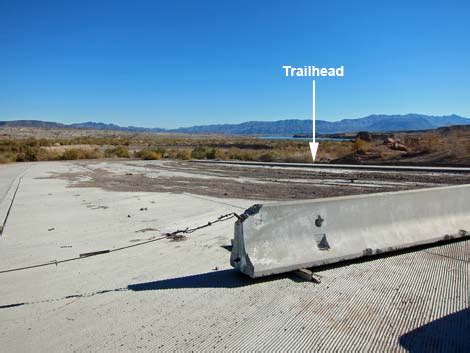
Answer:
[0,112,469,130]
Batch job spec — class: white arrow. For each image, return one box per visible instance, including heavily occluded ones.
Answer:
[309,80,319,161]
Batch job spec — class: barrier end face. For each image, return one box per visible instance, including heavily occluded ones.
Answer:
[231,216,256,277]
[240,204,263,221]
[240,254,255,278]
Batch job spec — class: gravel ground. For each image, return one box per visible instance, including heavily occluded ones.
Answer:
[45,159,470,201]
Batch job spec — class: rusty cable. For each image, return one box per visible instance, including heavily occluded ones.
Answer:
[0,212,240,274]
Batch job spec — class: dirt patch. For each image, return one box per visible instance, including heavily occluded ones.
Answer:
[42,160,470,201]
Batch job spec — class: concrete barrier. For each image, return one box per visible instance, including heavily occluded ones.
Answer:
[230,184,470,278]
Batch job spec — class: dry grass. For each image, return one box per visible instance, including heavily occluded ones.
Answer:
[0,135,354,164]
[316,141,355,162]
[134,149,163,160]
[104,146,130,158]
[1,126,468,165]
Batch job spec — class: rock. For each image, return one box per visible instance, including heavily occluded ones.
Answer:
[390,142,408,151]
[383,135,407,151]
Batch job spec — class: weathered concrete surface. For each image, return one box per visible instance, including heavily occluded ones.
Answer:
[0,160,469,351]
[232,185,470,277]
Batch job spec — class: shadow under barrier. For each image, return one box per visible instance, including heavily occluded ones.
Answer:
[399,309,470,353]
[127,268,297,291]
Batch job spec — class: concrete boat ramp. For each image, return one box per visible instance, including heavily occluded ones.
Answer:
[0,160,469,351]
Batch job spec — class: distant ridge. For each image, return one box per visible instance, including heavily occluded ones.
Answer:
[68,121,165,132]
[1,114,469,135]
[0,120,67,129]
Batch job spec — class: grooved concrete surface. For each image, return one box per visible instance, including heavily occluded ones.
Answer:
[0,161,469,352]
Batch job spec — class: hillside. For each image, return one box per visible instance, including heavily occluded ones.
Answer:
[0,120,66,129]
[177,114,469,135]
[1,114,469,135]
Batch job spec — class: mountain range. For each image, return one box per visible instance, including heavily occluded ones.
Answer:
[1,114,469,135]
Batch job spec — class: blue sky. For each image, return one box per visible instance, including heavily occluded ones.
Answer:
[1,0,469,128]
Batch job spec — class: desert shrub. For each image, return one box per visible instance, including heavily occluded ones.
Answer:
[191,146,217,159]
[317,141,354,159]
[175,149,192,160]
[226,147,243,160]
[226,147,257,161]
[239,151,255,161]
[207,148,218,159]
[104,145,130,158]
[0,153,15,164]
[60,148,102,160]
[60,149,81,160]
[34,148,61,161]
[420,133,442,153]
[214,149,229,160]
[134,149,163,160]
[259,152,275,162]
[84,148,102,159]
[403,136,422,149]
[15,146,41,162]
[191,146,205,159]
[354,138,369,152]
